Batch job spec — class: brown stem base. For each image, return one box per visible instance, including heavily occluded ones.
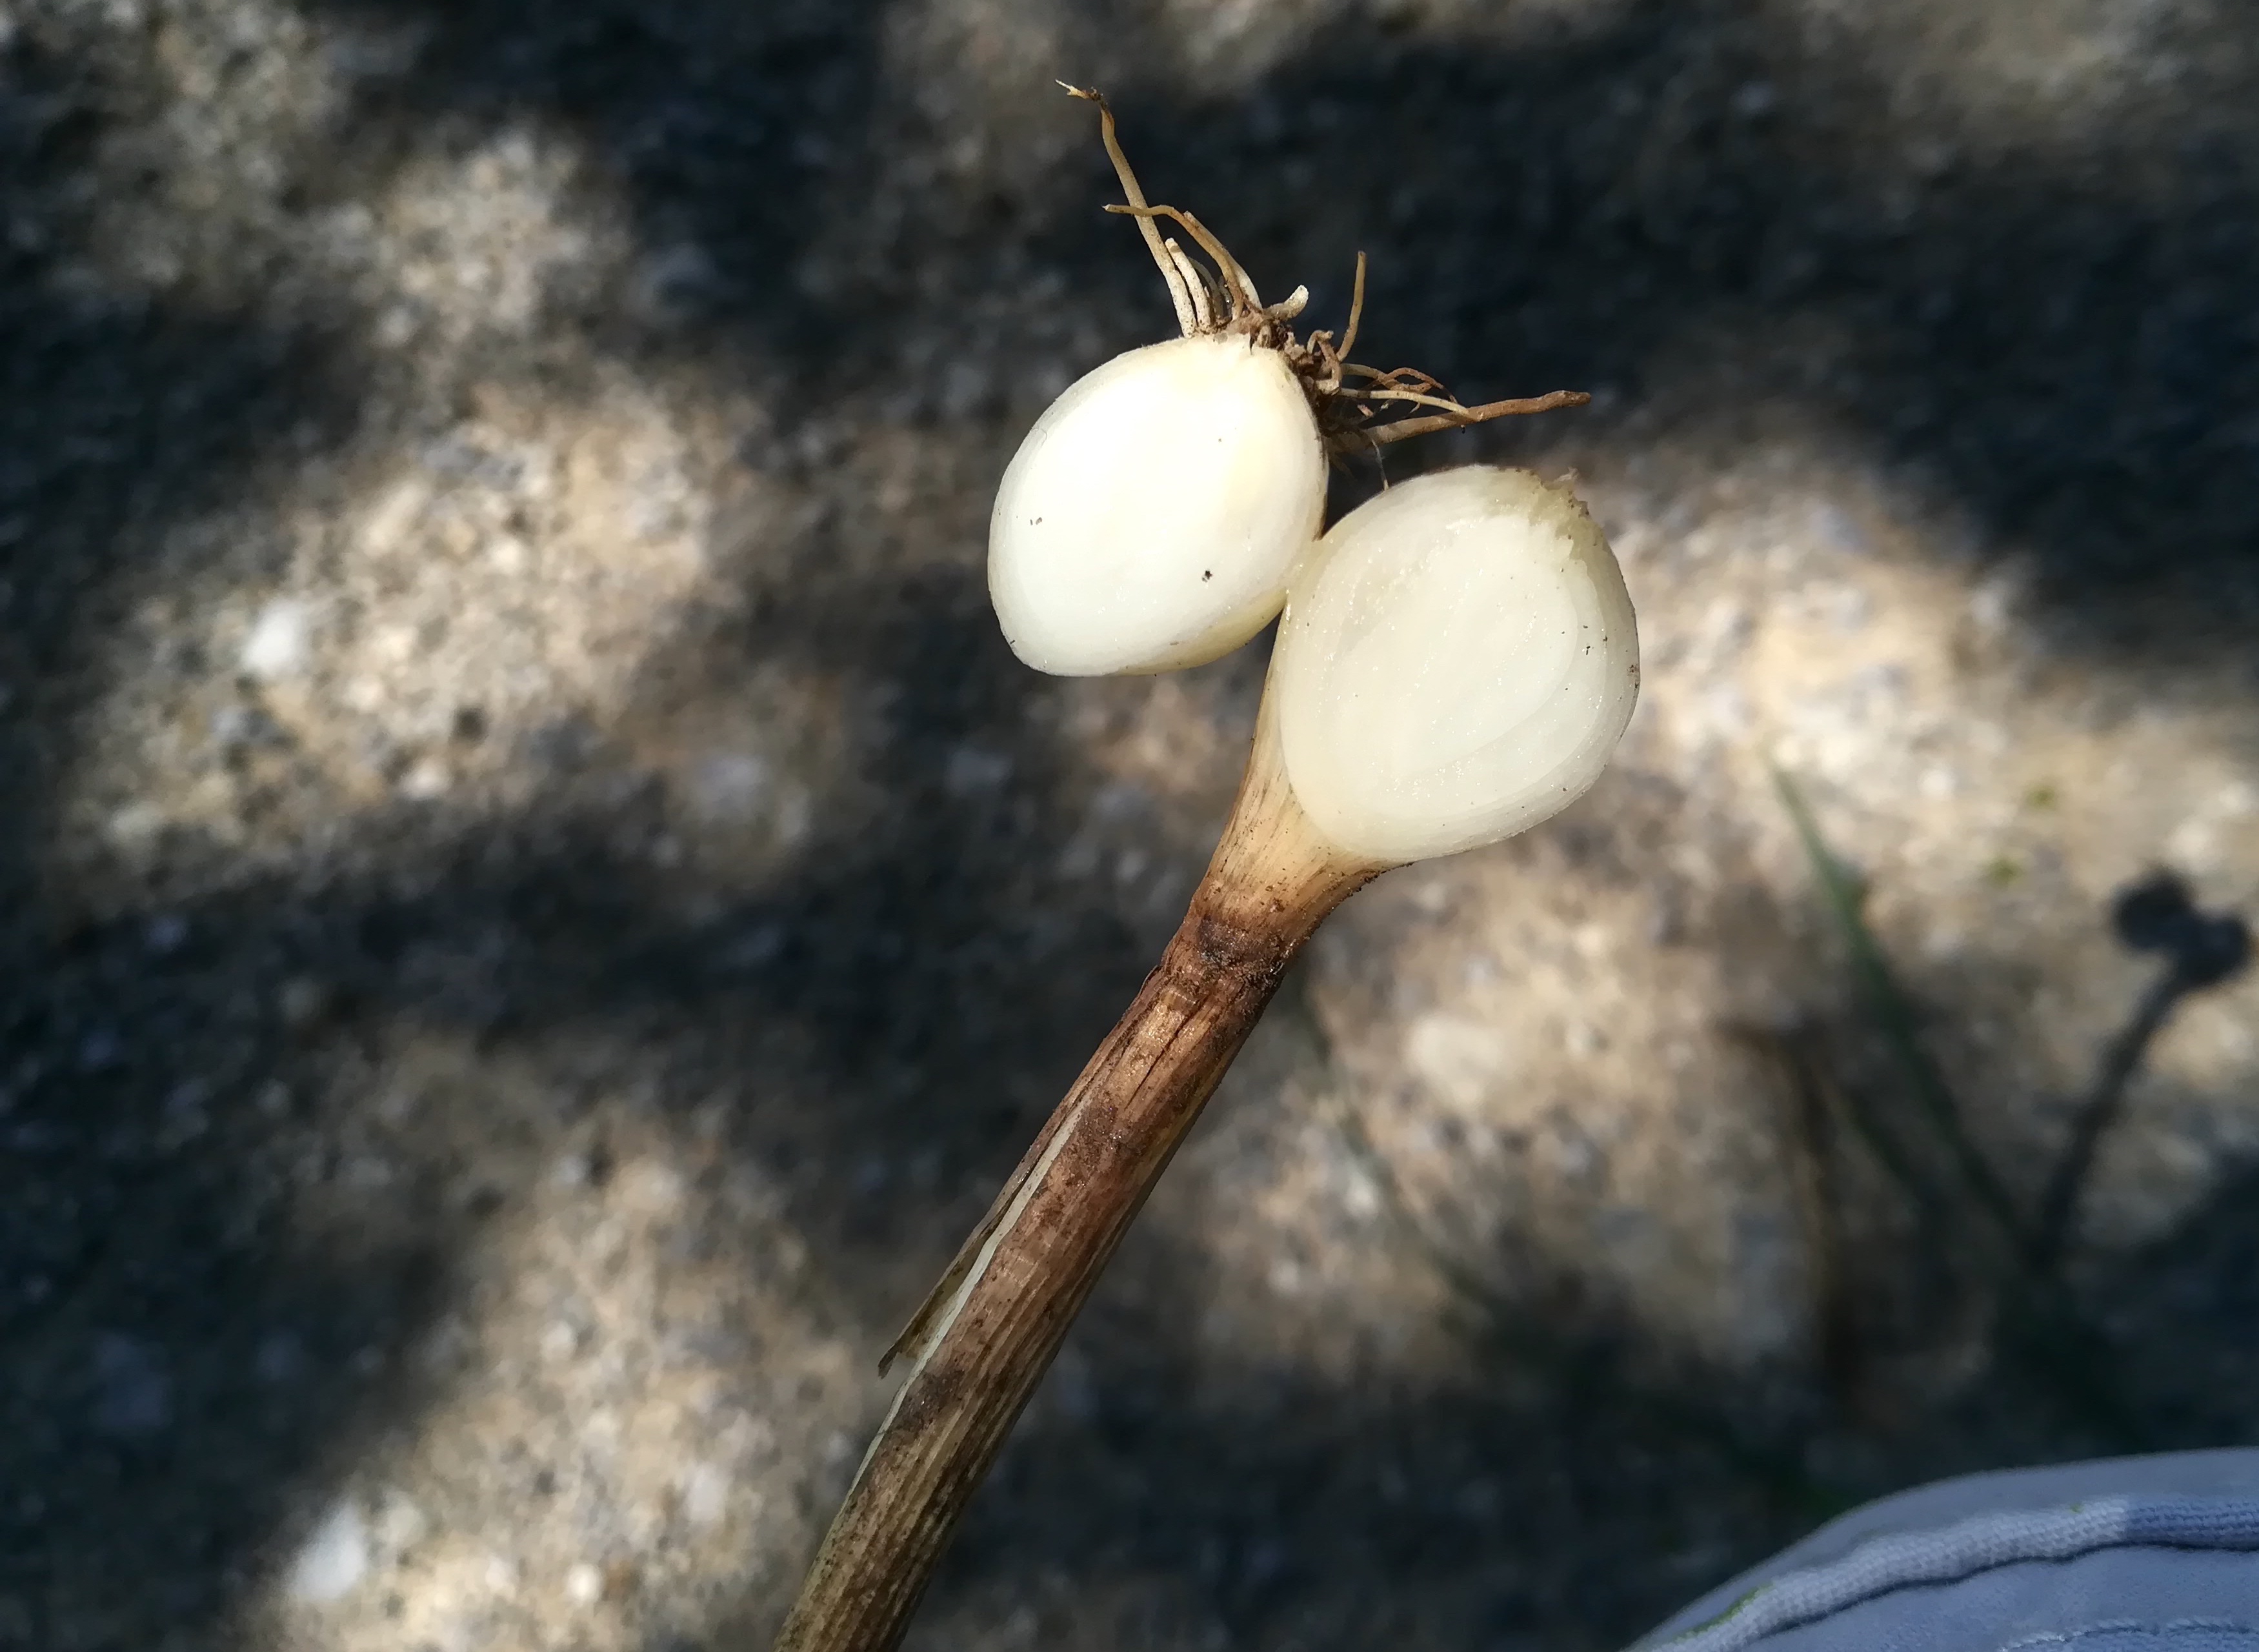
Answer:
[772,703,1381,1652]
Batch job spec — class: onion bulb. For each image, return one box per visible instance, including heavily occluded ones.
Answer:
[1274,466,1640,865]
[986,86,1595,679]
[988,334,1324,676]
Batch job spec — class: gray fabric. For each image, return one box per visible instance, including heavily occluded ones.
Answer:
[1636,1452,2259,1652]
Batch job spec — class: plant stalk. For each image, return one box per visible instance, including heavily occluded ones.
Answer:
[772,695,1381,1652]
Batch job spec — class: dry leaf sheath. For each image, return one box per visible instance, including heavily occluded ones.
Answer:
[772,693,1385,1652]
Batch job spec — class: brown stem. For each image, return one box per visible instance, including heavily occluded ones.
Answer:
[772,700,1383,1652]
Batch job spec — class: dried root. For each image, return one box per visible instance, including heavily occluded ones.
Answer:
[1063,85,1591,457]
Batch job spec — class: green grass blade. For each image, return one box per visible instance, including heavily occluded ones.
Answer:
[1769,766,2031,1254]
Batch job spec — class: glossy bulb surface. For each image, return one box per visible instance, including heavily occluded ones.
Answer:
[989,334,1325,676]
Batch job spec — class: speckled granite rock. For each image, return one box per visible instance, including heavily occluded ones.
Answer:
[1,1,2255,1649]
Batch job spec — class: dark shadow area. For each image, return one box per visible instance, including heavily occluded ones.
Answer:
[906,1122,2259,1652]
[3,0,2257,1649]
[930,1265,1818,1652]
[0,5,990,1643]
[305,0,900,377]
[2096,1158,2259,1446]
[1747,792,2255,1458]
[1,19,439,1649]
[2036,870,2251,1264]
[310,0,2259,661]
[0,919,454,1645]
[877,847,2259,1652]
[3,541,1169,1644]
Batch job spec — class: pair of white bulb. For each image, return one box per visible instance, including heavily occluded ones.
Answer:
[988,332,1641,866]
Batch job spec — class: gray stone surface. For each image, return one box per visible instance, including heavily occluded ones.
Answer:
[1,0,2255,1648]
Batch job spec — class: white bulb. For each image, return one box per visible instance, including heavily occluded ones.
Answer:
[989,334,1324,676]
[1274,466,1640,865]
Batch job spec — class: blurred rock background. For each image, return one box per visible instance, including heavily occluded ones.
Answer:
[2,0,2256,1647]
